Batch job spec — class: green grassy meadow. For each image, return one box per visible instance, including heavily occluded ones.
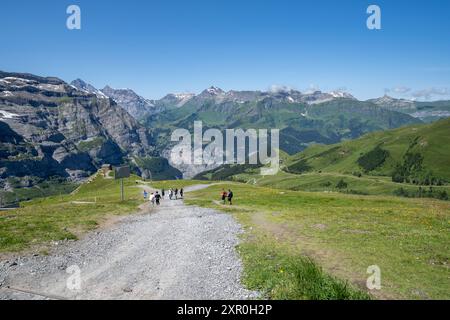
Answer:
[0,178,78,207]
[285,118,450,180]
[0,174,144,253]
[195,119,450,201]
[185,183,450,300]
[232,171,450,197]
[1,173,449,300]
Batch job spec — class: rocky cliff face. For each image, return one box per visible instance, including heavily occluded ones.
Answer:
[101,85,162,120]
[0,71,171,191]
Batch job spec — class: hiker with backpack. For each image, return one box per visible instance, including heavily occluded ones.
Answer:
[149,193,155,206]
[155,191,161,206]
[180,188,184,199]
[221,189,227,204]
[227,189,234,205]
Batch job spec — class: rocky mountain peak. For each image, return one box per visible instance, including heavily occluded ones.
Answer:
[203,86,225,96]
[368,95,415,109]
[0,70,164,189]
[100,85,158,119]
[159,93,195,108]
[71,79,108,99]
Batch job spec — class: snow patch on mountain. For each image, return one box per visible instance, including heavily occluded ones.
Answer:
[206,86,224,95]
[0,110,20,119]
[368,95,415,108]
[101,85,159,119]
[0,91,13,97]
[71,79,108,99]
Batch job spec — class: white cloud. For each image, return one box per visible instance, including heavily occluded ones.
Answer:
[384,86,411,95]
[303,84,321,94]
[384,86,450,101]
[411,87,450,100]
[268,85,295,93]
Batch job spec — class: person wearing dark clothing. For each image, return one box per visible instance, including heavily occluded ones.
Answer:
[155,192,161,205]
[221,189,227,204]
[162,189,165,198]
[180,188,184,198]
[227,189,233,205]
[175,188,179,200]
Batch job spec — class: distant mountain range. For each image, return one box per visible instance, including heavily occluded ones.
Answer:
[1,70,450,195]
[70,79,194,119]
[0,71,181,204]
[367,95,450,122]
[141,87,427,176]
[70,78,450,128]
[71,79,450,125]
[194,118,450,192]
[70,79,158,119]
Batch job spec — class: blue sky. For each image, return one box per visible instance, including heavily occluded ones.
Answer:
[0,0,449,100]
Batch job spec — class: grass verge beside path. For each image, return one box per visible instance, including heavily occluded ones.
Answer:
[0,174,144,253]
[233,171,450,198]
[185,183,450,300]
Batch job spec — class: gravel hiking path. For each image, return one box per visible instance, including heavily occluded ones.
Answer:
[0,185,257,300]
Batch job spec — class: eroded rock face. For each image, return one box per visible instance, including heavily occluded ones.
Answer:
[0,71,158,188]
[101,86,161,120]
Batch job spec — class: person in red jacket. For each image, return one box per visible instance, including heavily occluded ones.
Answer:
[221,189,228,204]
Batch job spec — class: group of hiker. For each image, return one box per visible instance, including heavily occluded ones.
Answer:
[167,188,183,200]
[143,188,184,206]
[221,189,234,205]
[143,187,235,206]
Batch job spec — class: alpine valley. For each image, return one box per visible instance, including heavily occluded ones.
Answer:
[1,70,450,205]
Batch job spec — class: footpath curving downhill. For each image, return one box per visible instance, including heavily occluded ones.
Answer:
[0,185,256,300]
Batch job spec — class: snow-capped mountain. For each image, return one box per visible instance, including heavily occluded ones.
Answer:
[157,93,196,108]
[71,80,360,119]
[71,79,449,125]
[71,79,165,119]
[205,86,225,95]
[184,86,357,106]
[195,86,227,102]
[101,86,161,119]
[367,95,416,110]
[330,91,356,99]
[0,71,161,186]
[367,94,450,122]
[70,79,108,99]
[300,90,356,104]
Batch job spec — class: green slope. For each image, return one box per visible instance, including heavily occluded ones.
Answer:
[194,119,450,199]
[146,98,421,155]
[186,183,450,299]
[286,118,450,180]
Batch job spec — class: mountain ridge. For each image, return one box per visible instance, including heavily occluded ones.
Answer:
[193,118,450,201]
[0,71,181,205]
[2,70,449,184]
[71,79,450,125]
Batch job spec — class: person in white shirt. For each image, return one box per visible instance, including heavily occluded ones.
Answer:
[149,193,155,206]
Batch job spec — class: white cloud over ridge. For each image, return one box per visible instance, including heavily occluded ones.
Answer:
[385,86,450,101]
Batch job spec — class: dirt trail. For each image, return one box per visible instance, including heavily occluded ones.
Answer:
[0,185,256,300]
